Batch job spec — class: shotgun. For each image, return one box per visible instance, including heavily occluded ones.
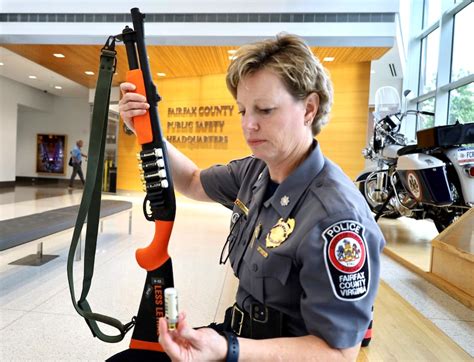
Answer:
[123,7,176,353]
[67,7,176,359]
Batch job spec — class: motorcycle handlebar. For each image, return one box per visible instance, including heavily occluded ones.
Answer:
[419,110,435,116]
[375,109,435,127]
[402,109,435,118]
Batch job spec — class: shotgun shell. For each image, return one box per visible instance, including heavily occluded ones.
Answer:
[164,288,179,330]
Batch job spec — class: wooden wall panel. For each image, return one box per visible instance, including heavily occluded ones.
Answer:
[319,62,371,179]
[117,62,370,191]
[116,118,143,191]
[2,44,388,87]
[117,73,249,191]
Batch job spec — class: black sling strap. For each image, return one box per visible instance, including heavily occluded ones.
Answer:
[66,38,135,343]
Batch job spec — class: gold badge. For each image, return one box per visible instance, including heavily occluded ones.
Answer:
[266,218,295,248]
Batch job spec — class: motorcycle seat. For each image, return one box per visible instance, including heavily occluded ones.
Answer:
[397,144,420,156]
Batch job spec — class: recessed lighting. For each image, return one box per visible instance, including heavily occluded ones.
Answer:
[157,72,166,77]
[0,62,4,66]
[54,85,62,89]
[53,53,65,58]
[323,57,335,62]
[84,71,95,75]
[29,75,37,79]
[227,50,237,54]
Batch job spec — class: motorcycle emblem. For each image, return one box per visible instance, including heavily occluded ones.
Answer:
[407,172,422,199]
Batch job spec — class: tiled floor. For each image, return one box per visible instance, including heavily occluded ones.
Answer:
[0,186,472,360]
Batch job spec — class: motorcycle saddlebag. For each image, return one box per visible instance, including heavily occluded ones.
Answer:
[397,153,453,206]
[416,122,474,149]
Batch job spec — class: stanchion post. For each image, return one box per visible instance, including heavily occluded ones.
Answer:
[36,242,43,259]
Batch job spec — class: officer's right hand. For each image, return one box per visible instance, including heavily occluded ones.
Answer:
[118,82,150,134]
[158,312,227,361]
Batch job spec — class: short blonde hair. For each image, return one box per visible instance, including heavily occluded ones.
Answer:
[226,33,333,136]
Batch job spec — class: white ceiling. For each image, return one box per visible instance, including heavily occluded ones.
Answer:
[368,41,403,105]
[0,47,88,98]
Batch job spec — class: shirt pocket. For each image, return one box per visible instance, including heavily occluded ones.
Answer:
[248,251,293,303]
[261,252,293,286]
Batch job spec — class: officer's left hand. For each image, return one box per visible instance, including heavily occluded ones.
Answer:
[159,312,227,361]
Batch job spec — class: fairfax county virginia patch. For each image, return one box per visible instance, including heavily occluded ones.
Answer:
[322,220,370,301]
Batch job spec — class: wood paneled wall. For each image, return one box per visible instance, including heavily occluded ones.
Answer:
[3,44,387,88]
[117,62,370,191]
[320,62,371,178]
[117,73,249,191]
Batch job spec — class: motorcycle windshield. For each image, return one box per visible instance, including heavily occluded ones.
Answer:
[374,86,401,119]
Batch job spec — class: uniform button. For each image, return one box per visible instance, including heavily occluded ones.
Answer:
[252,263,258,272]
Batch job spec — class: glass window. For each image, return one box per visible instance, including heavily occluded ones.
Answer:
[451,3,473,82]
[417,98,435,130]
[448,82,474,124]
[419,28,440,94]
[423,0,441,28]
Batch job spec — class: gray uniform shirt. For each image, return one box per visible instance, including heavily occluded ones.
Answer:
[200,141,385,349]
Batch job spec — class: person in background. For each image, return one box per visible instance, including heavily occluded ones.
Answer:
[68,139,87,190]
[119,33,385,361]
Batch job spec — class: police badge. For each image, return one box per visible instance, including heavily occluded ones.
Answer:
[265,218,295,248]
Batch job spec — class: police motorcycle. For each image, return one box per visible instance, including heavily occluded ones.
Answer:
[356,86,474,232]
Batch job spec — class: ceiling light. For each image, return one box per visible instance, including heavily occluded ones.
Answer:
[84,71,95,75]
[157,72,166,77]
[29,75,37,79]
[54,85,62,89]
[227,50,237,54]
[323,57,335,62]
[0,62,4,66]
[53,53,65,58]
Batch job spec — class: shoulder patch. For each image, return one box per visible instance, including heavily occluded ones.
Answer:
[322,220,370,301]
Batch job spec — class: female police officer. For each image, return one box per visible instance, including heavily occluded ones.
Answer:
[119,33,385,361]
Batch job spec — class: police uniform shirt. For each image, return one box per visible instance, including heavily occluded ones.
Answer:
[200,141,385,349]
